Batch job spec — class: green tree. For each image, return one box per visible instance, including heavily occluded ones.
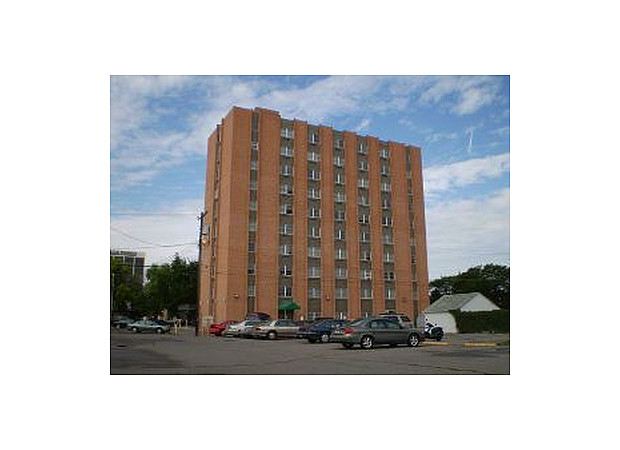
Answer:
[144,254,197,317]
[110,258,143,313]
[429,264,510,309]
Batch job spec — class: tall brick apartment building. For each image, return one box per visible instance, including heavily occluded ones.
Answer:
[198,106,429,333]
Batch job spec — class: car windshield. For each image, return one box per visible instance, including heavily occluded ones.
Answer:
[347,319,367,327]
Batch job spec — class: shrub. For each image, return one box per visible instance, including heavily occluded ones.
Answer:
[450,310,510,333]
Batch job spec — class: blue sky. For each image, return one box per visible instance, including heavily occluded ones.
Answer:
[110,75,509,279]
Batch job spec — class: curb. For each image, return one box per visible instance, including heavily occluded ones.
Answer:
[463,342,498,348]
[424,341,450,346]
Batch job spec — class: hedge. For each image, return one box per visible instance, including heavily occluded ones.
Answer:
[450,309,510,333]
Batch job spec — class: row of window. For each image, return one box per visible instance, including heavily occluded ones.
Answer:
[266,286,396,299]
[277,162,390,176]
[279,128,391,159]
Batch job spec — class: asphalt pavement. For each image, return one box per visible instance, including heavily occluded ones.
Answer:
[110,328,509,375]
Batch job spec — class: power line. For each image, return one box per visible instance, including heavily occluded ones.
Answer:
[111,226,196,248]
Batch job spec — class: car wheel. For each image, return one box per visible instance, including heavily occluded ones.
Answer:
[131,327,138,333]
[342,343,353,349]
[320,333,330,343]
[156,328,163,334]
[435,332,443,342]
[267,331,277,340]
[360,335,374,349]
[115,324,121,329]
[408,333,420,347]
[308,338,317,344]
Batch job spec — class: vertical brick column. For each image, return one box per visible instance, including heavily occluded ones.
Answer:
[367,137,385,315]
[343,132,360,319]
[319,126,335,318]
[255,108,281,319]
[215,108,252,321]
[410,147,430,314]
[293,120,309,318]
[389,142,414,319]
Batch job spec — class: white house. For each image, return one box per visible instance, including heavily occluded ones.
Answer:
[423,292,500,333]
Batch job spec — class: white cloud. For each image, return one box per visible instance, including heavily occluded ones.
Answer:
[424,152,510,194]
[110,75,506,190]
[426,188,510,279]
[354,118,372,132]
[110,198,202,267]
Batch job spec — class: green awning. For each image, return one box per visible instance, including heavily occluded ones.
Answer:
[278,300,301,311]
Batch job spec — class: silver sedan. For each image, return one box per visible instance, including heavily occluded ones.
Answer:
[330,317,424,349]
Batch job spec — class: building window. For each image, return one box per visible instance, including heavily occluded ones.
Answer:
[334,156,345,167]
[308,187,321,200]
[308,266,321,278]
[358,142,367,154]
[308,151,321,162]
[250,181,258,190]
[308,169,321,180]
[381,182,391,192]
[382,216,392,226]
[335,267,347,279]
[281,165,293,176]
[380,148,389,159]
[280,184,293,195]
[362,269,372,280]
[335,138,344,149]
[336,248,347,260]
[281,128,294,139]
[309,133,319,144]
[360,231,370,243]
[361,288,372,299]
[249,221,257,232]
[382,198,391,209]
[280,285,293,297]
[248,263,256,275]
[281,265,292,277]
[280,244,292,255]
[358,178,369,189]
[384,252,394,263]
[248,284,256,297]
[280,223,293,235]
[335,191,346,203]
[358,160,368,171]
[335,228,345,240]
[358,195,369,206]
[308,287,321,299]
[309,226,321,238]
[360,250,372,261]
[280,203,293,215]
[383,233,393,245]
[336,287,347,299]
[385,288,395,300]
[308,246,321,258]
[248,241,255,253]
[358,214,370,225]
[335,210,345,221]
[250,160,258,171]
[249,200,257,211]
[335,172,345,185]
[309,207,321,219]
[251,142,259,152]
[280,146,294,157]
[384,271,395,281]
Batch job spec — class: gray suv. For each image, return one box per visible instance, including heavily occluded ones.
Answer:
[378,313,413,328]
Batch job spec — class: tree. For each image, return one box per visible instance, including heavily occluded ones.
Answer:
[110,257,143,313]
[429,264,510,309]
[143,254,197,317]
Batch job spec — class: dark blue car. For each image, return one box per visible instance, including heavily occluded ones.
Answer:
[297,319,349,343]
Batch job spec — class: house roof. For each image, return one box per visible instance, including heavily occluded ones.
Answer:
[424,292,483,313]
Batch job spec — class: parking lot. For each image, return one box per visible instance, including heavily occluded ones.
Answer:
[110,328,509,375]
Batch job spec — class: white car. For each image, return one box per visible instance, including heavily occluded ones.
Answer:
[224,320,264,337]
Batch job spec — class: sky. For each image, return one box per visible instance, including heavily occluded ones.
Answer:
[110,75,510,280]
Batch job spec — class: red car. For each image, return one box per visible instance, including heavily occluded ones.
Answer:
[209,320,237,336]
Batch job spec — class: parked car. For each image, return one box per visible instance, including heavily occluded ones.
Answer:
[378,312,413,328]
[239,320,269,338]
[224,320,265,337]
[111,316,135,329]
[128,319,171,334]
[330,317,424,349]
[245,312,271,321]
[251,319,300,340]
[297,319,349,343]
[209,320,238,336]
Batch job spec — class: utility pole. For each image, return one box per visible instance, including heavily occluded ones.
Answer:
[197,211,207,336]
